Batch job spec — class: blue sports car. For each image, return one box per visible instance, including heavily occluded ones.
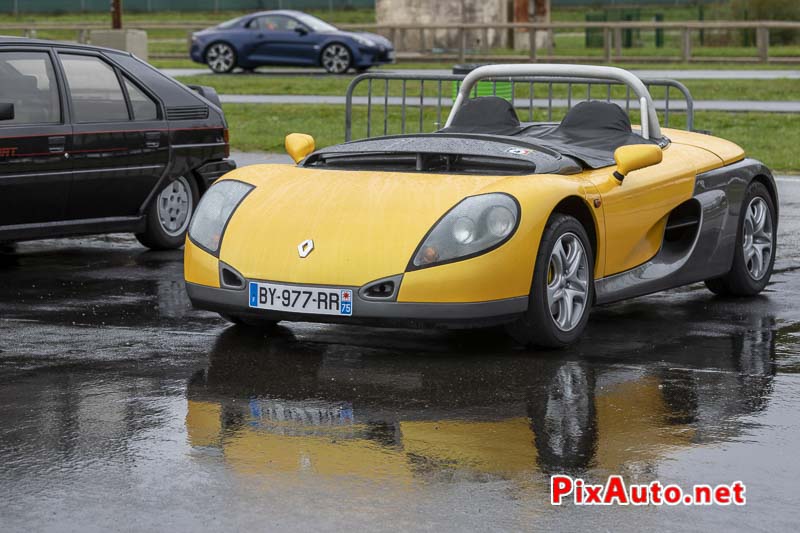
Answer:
[190,10,395,74]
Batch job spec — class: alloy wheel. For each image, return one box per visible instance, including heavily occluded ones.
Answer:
[546,232,590,332]
[206,43,235,73]
[742,196,773,280]
[157,177,193,237]
[322,44,351,74]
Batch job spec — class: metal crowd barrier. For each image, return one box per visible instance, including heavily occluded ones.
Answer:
[344,72,694,141]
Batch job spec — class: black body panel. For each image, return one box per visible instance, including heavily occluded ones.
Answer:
[595,158,776,304]
[0,38,233,242]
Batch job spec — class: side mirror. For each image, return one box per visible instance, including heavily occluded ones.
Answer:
[0,102,14,121]
[285,133,315,163]
[294,26,309,36]
[613,145,663,182]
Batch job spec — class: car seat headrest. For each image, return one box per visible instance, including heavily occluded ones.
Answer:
[557,100,633,134]
[440,96,523,136]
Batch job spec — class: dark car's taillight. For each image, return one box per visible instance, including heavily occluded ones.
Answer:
[223,128,230,158]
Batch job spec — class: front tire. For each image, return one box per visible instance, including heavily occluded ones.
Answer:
[205,42,237,73]
[136,176,198,250]
[705,181,776,296]
[506,214,594,348]
[321,43,352,74]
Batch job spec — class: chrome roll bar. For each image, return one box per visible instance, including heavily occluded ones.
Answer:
[446,64,662,140]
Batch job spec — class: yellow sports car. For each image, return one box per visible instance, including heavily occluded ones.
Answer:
[183,65,778,347]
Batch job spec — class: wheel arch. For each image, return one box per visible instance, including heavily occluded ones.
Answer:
[550,195,599,267]
[751,173,779,221]
[189,169,209,196]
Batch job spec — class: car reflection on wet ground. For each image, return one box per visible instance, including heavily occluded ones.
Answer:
[1,179,799,531]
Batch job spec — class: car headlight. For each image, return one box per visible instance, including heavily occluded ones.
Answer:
[353,35,377,48]
[410,193,519,269]
[188,180,253,254]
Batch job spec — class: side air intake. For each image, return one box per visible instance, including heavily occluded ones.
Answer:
[167,106,209,121]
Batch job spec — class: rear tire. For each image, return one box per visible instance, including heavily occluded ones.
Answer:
[506,214,594,348]
[136,176,198,250]
[704,181,776,297]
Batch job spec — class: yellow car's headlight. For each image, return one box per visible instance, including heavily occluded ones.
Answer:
[188,180,253,254]
[409,193,520,270]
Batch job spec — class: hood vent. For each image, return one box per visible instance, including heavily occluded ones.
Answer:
[167,105,209,121]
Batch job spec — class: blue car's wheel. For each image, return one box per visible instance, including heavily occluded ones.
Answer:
[321,43,351,74]
[205,42,237,74]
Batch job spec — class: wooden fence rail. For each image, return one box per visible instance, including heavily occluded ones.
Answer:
[2,20,799,64]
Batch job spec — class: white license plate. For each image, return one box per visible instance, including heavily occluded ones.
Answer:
[248,282,353,316]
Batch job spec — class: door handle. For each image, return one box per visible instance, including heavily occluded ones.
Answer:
[48,135,65,153]
[144,131,161,149]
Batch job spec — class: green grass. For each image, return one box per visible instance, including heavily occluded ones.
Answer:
[388,61,799,71]
[222,103,799,172]
[179,74,800,102]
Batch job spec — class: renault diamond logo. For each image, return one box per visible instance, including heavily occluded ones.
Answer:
[298,239,314,258]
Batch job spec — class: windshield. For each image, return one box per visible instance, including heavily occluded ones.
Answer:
[293,13,337,32]
[217,16,245,29]
[307,152,537,175]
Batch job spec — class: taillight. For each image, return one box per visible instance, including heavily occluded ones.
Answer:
[223,128,230,158]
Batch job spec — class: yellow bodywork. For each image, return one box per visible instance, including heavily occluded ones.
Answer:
[184,128,744,303]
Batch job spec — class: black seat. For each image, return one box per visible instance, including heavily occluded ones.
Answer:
[438,96,525,136]
[555,100,636,138]
[516,100,658,169]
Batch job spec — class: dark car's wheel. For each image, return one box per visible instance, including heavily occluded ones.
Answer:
[321,43,352,74]
[205,42,237,73]
[506,214,594,348]
[705,181,776,296]
[136,176,198,250]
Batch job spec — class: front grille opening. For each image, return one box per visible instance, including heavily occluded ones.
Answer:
[220,265,245,289]
[364,280,395,299]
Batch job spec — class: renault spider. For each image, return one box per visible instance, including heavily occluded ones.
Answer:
[183,64,778,347]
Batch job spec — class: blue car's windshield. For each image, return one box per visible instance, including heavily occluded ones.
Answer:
[294,13,337,32]
[217,16,245,29]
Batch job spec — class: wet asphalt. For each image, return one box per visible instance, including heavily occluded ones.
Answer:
[1,178,799,532]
